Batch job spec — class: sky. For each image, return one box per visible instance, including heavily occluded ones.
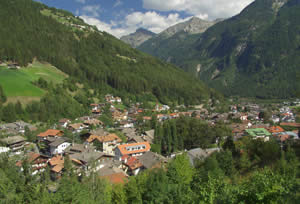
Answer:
[35,0,254,38]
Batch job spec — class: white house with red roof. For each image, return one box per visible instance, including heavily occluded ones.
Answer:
[114,142,151,160]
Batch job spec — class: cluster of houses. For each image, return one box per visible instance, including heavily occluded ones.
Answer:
[3,125,166,183]
[1,95,300,184]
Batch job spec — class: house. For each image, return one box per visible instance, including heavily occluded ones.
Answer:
[105,94,122,103]
[86,133,122,155]
[37,129,64,140]
[122,156,143,175]
[187,148,220,167]
[0,121,36,134]
[143,129,154,144]
[120,121,134,128]
[65,143,92,155]
[0,135,26,152]
[98,166,128,184]
[59,119,71,128]
[16,152,49,175]
[112,110,127,121]
[83,119,103,127]
[114,142,151,160]
[49,137,71,155]
[48,155,64,180]
[68,123,88,133]
[69,149,114,173]
[267,126,284,135]
[90,104,99,111]
[245,128,271,141]
[138,151,167,170]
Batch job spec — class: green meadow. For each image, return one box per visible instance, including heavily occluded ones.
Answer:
[0,62,67,103]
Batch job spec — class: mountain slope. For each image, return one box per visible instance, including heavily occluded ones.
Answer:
[121,28,156,48]
[139,0,300,99]
[0,0,217,105]
[138,17,219,68]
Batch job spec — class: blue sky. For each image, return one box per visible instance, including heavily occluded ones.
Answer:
[35,0,254,38]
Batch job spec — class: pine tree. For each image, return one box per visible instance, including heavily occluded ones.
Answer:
[0,85,6,104]
[170,120,178,152]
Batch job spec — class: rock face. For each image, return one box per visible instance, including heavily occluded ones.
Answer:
[160,17,217,38]
[120,28,156,48]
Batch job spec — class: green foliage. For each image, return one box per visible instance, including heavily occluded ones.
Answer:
[0,85,7,104]
[154,117,231,155]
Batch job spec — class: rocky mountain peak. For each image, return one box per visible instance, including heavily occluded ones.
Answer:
[120,28,156,48]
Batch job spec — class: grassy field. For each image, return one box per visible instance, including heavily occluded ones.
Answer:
[0,62,67,104]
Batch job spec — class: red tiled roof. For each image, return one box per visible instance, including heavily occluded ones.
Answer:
[268,126,284,133]
[38,129,63,137]
[125,157,143,170]
[51,164,64,173]
[117,142,150,156]
[16,152,43,167]
[100,173,128,184]
[49,155,64,166]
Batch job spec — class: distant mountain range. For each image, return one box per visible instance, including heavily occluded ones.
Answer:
[121,17,220,48]
[136,0,300,99]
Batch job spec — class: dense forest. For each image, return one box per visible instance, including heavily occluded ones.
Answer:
[0,0,217,105]
[0,135,299,203]
[151,117,231,155]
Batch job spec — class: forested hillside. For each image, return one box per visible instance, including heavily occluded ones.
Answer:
[0,0,214,105]
[139,0,300,99]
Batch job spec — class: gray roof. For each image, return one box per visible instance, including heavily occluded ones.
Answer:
[145,130,154,139]
[70,149,105,164]
[122,128,137,135]
[128,135,144,143]
[97,165,125,177]
[49,137,69,147]
[0,136,26,145]
[138,151,167,169]
[65,143,91,154]
[90,128,108,136]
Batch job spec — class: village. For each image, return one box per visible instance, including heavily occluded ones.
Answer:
[0,94,300,186]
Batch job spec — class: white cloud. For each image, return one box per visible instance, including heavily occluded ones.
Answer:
[80,15,130,37]
[113,0,123,8]
[75,0,86,4]
[81,11,188,38]
[143,0,254,20]
[82,5,101,17]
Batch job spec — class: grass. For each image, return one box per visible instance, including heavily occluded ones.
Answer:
[114,104,127,110]
[0,61,67,104]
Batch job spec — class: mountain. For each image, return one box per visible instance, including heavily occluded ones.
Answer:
[121,28,156,48]
[160,17,218,37]
[0,0,218,105]
[138,17,219,71]
[139,0,300,99]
